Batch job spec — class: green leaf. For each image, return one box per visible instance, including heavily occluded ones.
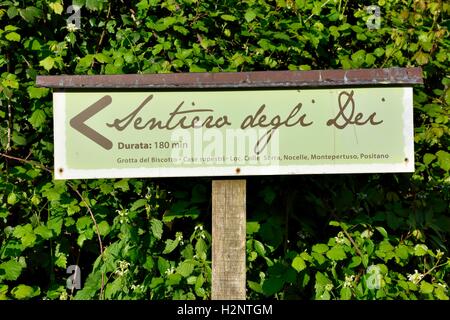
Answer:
[19,7,42,23]
[150,219,163,239]
[414,244,428,256]
[176,260,195,277]
[292,256,306,272]
[12,132,27,146]
[262,277,284,296]
[55,253,67,268]
[423,153,436,166]
[157,257,169,275]
[311,252,326,264]
[435,286,449,300]
[246,221,260,235]
[28,87,49,99]
[340,286,352,300]
[47,215,63,236]
[0,260,23,281]
[414,51,429,65]
[130,199,147,211]
[7,7,18,18]
[11,285,40,300]
[221,14,237,21]
[419,281,434,295]
[248,280,263,294]
[193,274,204,292]
[34,225,53,240]
[373,47,385,57]
[94,53,112,64]
[312,243,329,254]
[351,50,366,67]
[76,216,92,232]
[244,10,257,22]
[163,238,179,254]
[395,244,409,260]
[326,246,347,261]
[7,192,17,205]
[97,221,110,236]
[28,110,46,129]
[2,77,19,89]
[162,207,200,222]
[195,238,207,257]
[436,151,450,171]
[49,2,64,15]
[13,224,36,248]
[150,277,164,289]
[348,256,361,268]
[114,179,129,191]
[74,270,102,299]
[0,284,8,299]
[254,240,266,256]
[76,55,94,72]
[86,0,106,11]
[5,32,21,42]
[375,226,388,238]
[166,273,182,286]
[365,53,376,66]
[39,56,55,71]
[143,256,154,272]
[105,277,123,299]
[315,272,332,287]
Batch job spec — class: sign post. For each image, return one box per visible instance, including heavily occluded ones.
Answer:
[212,180,246,300]
[37,67,422,299]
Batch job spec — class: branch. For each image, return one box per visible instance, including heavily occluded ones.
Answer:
[0,153,52,173]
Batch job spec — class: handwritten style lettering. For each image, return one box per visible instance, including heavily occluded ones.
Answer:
[106,95,231,131]
[106,90,384,155]
[240,103,312,154]
[326,90,383,129]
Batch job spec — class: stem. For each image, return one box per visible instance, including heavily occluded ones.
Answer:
[417,258,446,285]
[95,2,112,54]
[6,100,11,153]
[330,211,363,257]
[304,0,333,23]
[341,227,363,257]
[70,185,105,300]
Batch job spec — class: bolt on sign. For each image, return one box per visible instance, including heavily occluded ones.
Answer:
[37,68,423,180]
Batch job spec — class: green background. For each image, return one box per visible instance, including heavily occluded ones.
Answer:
[0,0,448,301]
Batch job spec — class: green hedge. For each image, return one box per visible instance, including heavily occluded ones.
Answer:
[0,0,449,300]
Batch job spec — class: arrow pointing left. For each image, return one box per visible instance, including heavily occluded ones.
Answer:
[69,95,113,150]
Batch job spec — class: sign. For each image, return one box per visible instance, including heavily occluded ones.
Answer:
[53,87,413,179]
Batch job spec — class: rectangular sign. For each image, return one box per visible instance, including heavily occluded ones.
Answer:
[53,87,414,179]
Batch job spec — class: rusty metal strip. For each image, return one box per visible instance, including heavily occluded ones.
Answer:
[36,67,423,89]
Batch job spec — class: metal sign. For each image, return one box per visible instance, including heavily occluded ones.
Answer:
[51,86,414,179]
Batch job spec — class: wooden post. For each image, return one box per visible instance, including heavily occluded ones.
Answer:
[212,180,246,300]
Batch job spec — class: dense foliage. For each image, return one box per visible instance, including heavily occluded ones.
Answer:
[0,0,449,300]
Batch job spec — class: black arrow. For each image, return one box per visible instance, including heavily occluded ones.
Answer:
[70,95,113,150]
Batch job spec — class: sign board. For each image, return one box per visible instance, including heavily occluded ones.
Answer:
[52,87,414,179]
